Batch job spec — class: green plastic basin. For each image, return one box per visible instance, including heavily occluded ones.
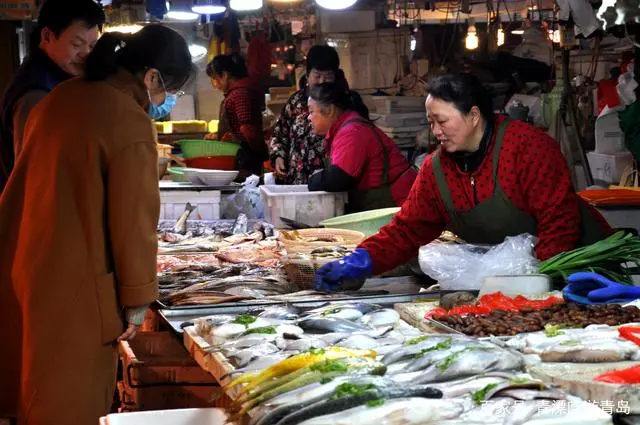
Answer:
[319,207,401,236]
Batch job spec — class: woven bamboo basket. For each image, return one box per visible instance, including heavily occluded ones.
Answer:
[278,228,365,254]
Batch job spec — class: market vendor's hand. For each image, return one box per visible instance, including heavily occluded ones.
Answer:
[314,248,374,293]
[275,157,287,177]
[204,132,218,140]
[117,323,141,342]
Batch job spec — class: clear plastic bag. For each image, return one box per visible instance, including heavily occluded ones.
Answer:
[418,233,539,291]
[221,175,264,219]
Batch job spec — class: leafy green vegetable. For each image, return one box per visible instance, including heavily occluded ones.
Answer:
[510,377,531,384]
[366,399,385,407]
[472,383,498,405]
[311,359,350,374]
[306,347,326,355]
[331,383,376,400]
[544,324,564,337]
[320,377,334,384]
[560,339,581,346]
[538,232,640,283]
[414,338,453,358]
[242,326,276,335]
[232,314,257,327]
[404,336,429,346]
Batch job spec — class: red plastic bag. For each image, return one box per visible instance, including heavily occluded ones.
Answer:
[595,365,640,384]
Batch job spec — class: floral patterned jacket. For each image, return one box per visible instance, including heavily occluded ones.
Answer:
[269,89,325,185]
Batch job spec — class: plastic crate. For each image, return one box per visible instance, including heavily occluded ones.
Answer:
[117,333,227,412]
[260,185,347,228]
[177,140,240,158]
[159,190,221,220]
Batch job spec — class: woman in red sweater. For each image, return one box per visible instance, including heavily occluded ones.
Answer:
[307,82,417,212]
[315,74,611,291]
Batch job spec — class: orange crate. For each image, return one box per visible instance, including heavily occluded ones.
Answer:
[118,332,225,411]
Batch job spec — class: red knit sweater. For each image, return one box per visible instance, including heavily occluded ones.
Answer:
[360,115,612,275]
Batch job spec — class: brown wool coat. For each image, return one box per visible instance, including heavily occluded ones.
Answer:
[0,69,159,425]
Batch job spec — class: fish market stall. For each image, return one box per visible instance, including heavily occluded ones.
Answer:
[176,302,613,425]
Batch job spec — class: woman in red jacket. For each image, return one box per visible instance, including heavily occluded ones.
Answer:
[315,74,611,291]
[307,82,417,212]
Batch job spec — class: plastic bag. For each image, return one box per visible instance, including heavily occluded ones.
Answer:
[418,233,539,291]
[221,175,264,219]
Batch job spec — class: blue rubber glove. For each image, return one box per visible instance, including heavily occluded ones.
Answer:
[563,272,640,304]
[314,248,374,293]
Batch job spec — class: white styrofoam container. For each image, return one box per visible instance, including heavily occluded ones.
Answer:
[160,190,221,221]
[595,105,625,154]
[260,185,347,228]
[587,150,635,185]
[99,408,227,425]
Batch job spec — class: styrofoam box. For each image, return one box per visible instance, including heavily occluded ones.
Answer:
[99,408,226,425]
[587,150,635,185]
[159,190,221,221]
[260,185,347,228]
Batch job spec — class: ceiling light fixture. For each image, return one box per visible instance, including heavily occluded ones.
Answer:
[192,0,226,14]
[315,0,358,10]
[230,0,262,11]
[166,10,199,20]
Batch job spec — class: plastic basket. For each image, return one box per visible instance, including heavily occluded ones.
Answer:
[279,228,365,254]
[178,140,241,159]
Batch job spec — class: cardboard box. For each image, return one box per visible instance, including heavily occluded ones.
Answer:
[587,150,635,185]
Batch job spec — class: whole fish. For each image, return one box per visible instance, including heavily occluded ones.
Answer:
[275,381,443,425]
[251,376,386,425]
[359,309,400,327]
[381,335,470,365]
[223,343,281,367]
[395,347,521,384]
[236,358,387,415]
[232,213,249,234]
[306,302,382,316]
[297,317,371,333]
[335,334,380,350]
[222,354,291,379]
[225,347,377,393]
[258,305,300,321]
[173,202,196,234]
[294,397,466,425]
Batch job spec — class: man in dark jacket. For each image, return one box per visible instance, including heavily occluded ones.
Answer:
[0,0,104,193]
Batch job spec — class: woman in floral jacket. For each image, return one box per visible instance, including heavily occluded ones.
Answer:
[270,45,346,184]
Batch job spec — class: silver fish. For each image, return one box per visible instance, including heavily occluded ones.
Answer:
[503,399,540,425]
[232,213,249,234]
[336,334,380,350]
[173,202,196,234]
[295,397,465,425]
[360,309,400,327]
[297,317,371,333]
[225,343,280,368]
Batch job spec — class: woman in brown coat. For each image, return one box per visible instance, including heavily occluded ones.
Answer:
[0,25,193,425]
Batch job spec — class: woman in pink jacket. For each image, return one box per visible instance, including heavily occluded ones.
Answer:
[307,82,417,212]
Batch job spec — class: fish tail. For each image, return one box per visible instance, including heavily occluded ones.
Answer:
[186,202,196,212]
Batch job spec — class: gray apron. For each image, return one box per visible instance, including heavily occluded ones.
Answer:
[432,117,607,247]
[329,118,403,213]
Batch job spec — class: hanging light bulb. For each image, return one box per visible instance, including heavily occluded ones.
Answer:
[548,29,560,43]
[315,0,358,10]
[465,19,479,50]
[230,0,262,11]
[497,25,505,46]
